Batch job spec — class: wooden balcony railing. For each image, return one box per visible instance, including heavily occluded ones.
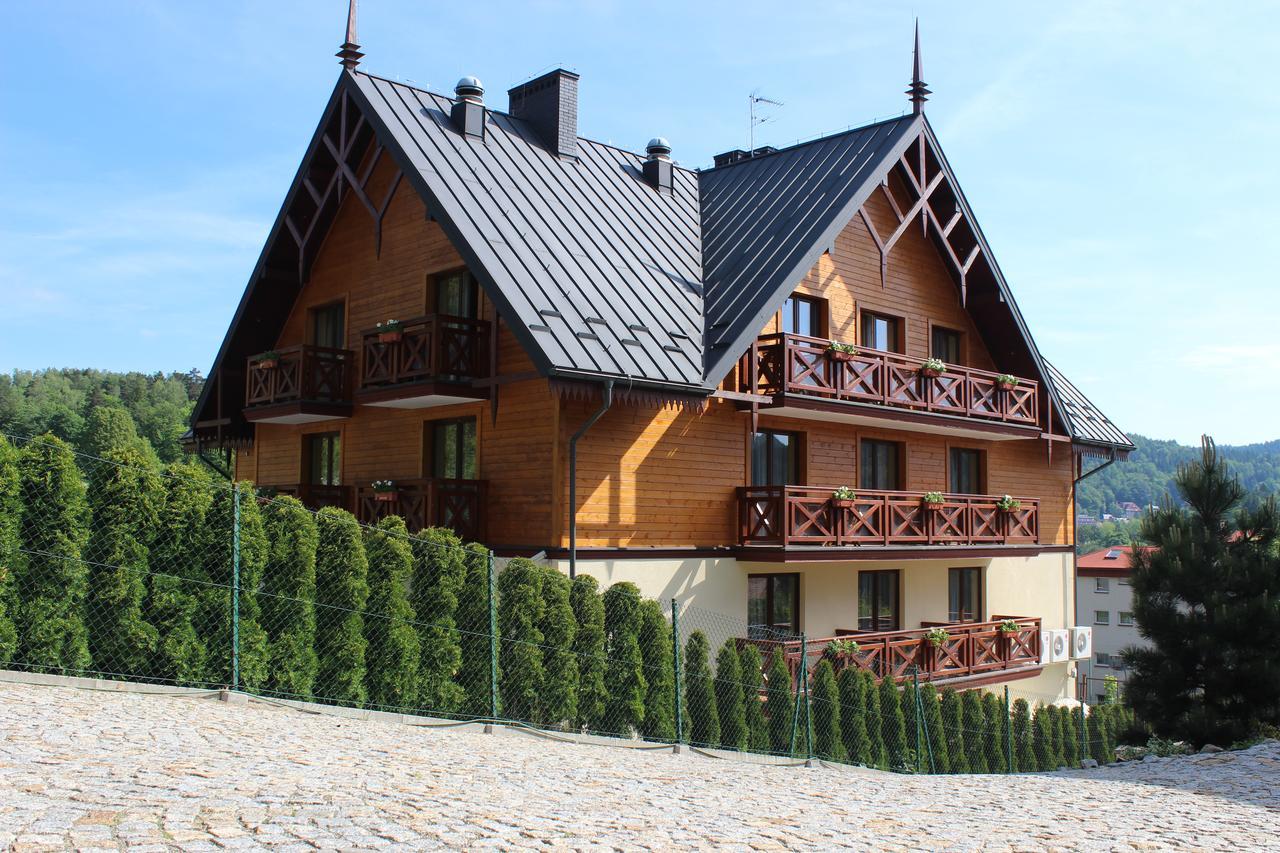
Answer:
[738,486,1040,548]
[360,315,490,390]
[245,345,354,408]
[748,617,1043,686]
[740,333,1040,428]
[267,483,353,512]
[355,478,486,543]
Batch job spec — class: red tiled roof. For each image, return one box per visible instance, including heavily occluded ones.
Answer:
[1076,545,1156,574]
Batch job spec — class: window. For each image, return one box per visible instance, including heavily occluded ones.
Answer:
[748,574,799,638]
[435,269,478,318]
[857,570,900,632]
[860,311,901,353]
[1118,579,1131,587]
[1094,610,1110,625]
[1095,578,1110,593]
[305,432,341,486]
[427,418,477,480]
[948,567,982,623]
[1096,652,1114,668]
[859,439,902,491]
[948,448,984,495]
[751,430,801,487]
[1118,611,1134,627]
[310,302,345,349]
[780,295,823,338]
[931,326,962,363]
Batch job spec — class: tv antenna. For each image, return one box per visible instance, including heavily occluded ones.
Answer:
[749,90,784,154]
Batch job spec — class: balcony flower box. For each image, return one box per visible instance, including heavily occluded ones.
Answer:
[826,341,860,364]
[372,480,398,502]
[831,486,858,510]
[995,373,1019,391]
[376,320,404,343]
[996,494,1021,513]
[919,358,947,379]
[922,491,946,509]
[254,351,281,370]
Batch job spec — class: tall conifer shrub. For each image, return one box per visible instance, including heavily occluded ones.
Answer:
[920,683,950,773]
[364,516,420,709]
[961,689,988,773]
[601,582,646,735]
[147,463,213,684]
[538,567,578,728]
[638,599,674,741]
[261,495,319,699]
[739,644,768,752]
[764,649,794,754]
[714,639,747,750]
[570,574,607,732]
[314,507,368,706]
[497,557,544,722]
[0,437,21,663]
[413,527,466,714]
[810,659,844,762]
[837,666,871,765]
[683,630,718,747]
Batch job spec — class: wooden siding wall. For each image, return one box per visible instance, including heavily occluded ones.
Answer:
[562,193,1073,548]
[236,156,558,547]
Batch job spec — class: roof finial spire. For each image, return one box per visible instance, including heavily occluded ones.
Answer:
[337,0,364,70]
[907,18,930,114]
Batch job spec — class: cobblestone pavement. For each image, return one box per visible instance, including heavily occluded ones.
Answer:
[0,681,1277,851]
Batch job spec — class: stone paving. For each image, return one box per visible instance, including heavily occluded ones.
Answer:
[0,681,1277,851]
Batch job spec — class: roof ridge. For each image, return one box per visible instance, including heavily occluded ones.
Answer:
[697,113,916,174]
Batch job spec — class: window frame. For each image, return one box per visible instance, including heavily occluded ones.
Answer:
[430,267,480,319]
[303,431,342,486]
[307,300,347,349]
[858,437,905,492]
[750,428,804,487]
[948,567,983,623]
[778,293,827,339]
[929,322,965,365]
[859,308,905,354]
[1095,578,1110,593]
[424,416,478,480]
[947,446,986,495]
[857,569,901,632]
[1094,610,1110,626]
[1118,611,1134,627]
[747,573,801,637]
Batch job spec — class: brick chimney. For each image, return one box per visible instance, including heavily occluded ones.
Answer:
[507,69,579,159]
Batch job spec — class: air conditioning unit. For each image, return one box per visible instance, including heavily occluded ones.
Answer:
[1069,626,1093,660]
[1040,629,1070,665]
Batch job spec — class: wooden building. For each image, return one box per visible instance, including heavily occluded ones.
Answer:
[189,21,1132,699]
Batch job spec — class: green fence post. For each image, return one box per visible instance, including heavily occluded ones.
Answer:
[789,633,805,759]
[231,483,241,692]
[671,599,683,746]
[1004,685,1013,773]
[1079,701,1087,766]
[912,669,923,773]
[487,552,499,720]
[803,646,815,763]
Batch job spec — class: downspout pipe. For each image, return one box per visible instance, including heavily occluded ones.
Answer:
[568,380,614,579]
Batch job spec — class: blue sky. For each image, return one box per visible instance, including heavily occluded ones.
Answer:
[2,1,1277,445]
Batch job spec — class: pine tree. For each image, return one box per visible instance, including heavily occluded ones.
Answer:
[638,599,674,741]
[413,527,467,714]
[497,557,544,723]
[1012,697,1033,772]
[200,482,269,690]
[810,659,844,762]
[0,437,21,664]
[363,516,420,710]
[837,666,871,765]
[538,567,578,728]
[961,689,988,773]
[147,463,213,685]
[570,574,607,732]
[862,671,888,769]
[261,495,318,699]
[920,683,950,773]
[879,676,908,770]
[714,639,747,750]
[764,649,794,754]
[941,688,968,773]
[1062,705,1081,768]
[982,691,1007,773]
[1032,703,1054,771]
[313,508,368,706]
[455,543,494,717]
[683,630,719,747]
[739,643,768,752]
[15,435,90,671]
[602,582,646,736]
[1126,438,1280,745]
[85,441,162,677]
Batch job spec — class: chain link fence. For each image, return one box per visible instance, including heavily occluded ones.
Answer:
[0,430,1131,772]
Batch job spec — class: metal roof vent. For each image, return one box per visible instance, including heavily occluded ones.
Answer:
[642,137,674,194]
[452,76,486,140]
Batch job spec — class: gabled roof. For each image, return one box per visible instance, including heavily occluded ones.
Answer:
[1044,361,1134,453]
[699,116,920,383]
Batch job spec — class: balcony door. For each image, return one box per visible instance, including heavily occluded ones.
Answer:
[948,448,985,495]
[305,432,341,486]
[948,567,982,623]
[780,295,823,338]
[857,570,900,632]
[751,429,801,487]
[859,439,903,492]
[428,417,477,480]
[748,573,799,639]
[435,269,478,319]
[310,302,345,349]
[931,326,962,364]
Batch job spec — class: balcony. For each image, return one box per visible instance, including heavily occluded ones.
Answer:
[738,333,1042,440]
[738,486,1039,552]
[245,345,355,424]
[267,483,353,512]
[355,478,487,542]
[753,617,1043,687]
[357,315,490,408]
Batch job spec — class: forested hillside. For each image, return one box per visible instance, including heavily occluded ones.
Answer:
[1075,433,1280,553]
[0,369,203,462]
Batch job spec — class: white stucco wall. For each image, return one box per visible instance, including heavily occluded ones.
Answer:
[1075,575,1145,693]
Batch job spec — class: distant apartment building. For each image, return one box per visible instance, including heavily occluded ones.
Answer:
[1075,546,1152,699]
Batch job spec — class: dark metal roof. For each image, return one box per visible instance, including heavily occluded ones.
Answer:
[348,71,705,388]
[1043,360,1134,452]
[698,116,920,384]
